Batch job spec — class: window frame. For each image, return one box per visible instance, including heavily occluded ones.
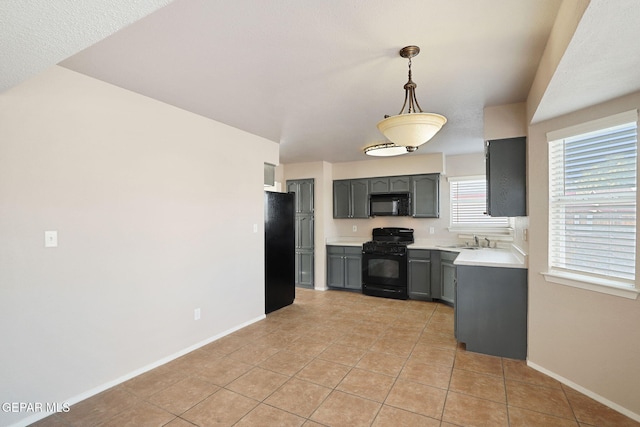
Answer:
[543,110,639,300]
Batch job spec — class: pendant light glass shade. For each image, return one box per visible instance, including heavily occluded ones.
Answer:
[377,46,446,148]
[377,113,447,148]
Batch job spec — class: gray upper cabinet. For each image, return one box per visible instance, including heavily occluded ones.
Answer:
[350,179,369,218]
[333,180,351,218]
[370,175,412,194]
[411,174,439,218]
[370,177,390,194]
[333,174,439,218]
[390,176,411,192]
[333,179,370,218]
[485,137,526,217]
[288,179,314,214]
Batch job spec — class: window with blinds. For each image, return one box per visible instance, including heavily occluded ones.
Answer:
[548,120,637,283]
[449,177,509,229]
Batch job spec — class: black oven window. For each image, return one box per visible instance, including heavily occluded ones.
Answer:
[367,258,400,279]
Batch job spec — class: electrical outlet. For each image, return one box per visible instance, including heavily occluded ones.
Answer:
[429,227,435,234]
[44,231,58,247]
[352,225,357,232]
[194,308,201,320]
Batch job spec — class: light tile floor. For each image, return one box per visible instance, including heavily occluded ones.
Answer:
[35,288,639,427]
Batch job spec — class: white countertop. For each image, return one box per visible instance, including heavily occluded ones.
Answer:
[326,238,527,269]
[325,238,369,247]
[409,240,527,269]
[450,247,527,269]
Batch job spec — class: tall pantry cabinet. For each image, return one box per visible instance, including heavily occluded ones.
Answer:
[286,179,314,288]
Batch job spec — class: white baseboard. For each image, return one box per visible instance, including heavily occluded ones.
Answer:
[527,360,640,422]
[11,314,266,427]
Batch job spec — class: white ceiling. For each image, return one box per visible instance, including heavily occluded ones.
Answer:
[3,1,640,164]
[0,0,172,92]
[532,0,640,123]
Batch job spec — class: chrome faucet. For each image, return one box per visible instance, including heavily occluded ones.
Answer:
[473,235,479,247]
[485,237,491,248]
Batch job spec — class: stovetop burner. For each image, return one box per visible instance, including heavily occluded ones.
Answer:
[366,240,411,245]
[363,228,414,254]
[369,227,414,244]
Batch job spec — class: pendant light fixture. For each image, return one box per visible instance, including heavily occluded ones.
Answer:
[363,142,419,157]
[377,46,446,149]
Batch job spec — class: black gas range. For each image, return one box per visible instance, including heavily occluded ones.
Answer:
[362,227,414,300]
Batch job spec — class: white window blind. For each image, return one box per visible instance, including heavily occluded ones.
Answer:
[548,120,637,283]
[450,177,509,228]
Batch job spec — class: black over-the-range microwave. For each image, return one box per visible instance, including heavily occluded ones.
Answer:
[369,193,411,216]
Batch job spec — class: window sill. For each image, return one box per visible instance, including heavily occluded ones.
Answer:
[542,271,639,300]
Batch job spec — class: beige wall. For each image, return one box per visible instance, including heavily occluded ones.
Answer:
[0,66,278,426]
[527,91,640,418]
[484,102,527,140]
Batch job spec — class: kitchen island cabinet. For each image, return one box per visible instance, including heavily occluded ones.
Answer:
[455,265,527,359]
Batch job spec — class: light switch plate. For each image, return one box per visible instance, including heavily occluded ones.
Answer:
[44,231,58,247]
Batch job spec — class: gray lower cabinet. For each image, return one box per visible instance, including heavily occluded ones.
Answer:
[411,174,439,218]
[295,250,314,288]
[455,265,528,359]
[439,251,458,304]
[327,245,362,290]
[333,179,370,218]
[408,250,431,300]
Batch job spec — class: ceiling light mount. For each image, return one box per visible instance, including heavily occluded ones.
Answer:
[377,45,447,148]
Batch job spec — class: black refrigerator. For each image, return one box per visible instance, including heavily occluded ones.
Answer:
[264,191,295,314]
